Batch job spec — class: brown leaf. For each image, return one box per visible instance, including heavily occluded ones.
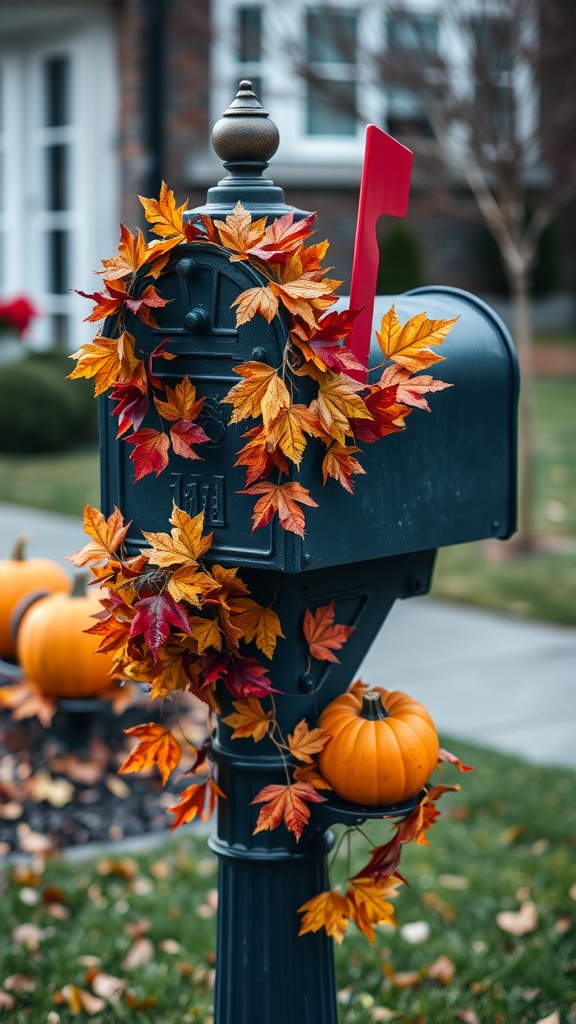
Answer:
[427,954,456,985]
[456,1011,480,1024]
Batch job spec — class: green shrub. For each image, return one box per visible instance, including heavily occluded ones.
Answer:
[376,224,425,294]
[0,353,97,454]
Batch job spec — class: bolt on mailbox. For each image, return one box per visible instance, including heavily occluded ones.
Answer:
[96,82,518,1024]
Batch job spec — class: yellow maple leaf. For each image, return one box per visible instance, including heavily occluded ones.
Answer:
[230,598,285,660]
[188,615,222,653]
[265,403,322,466]
[68,331,143,397]
[221,362,278,424]
[347,877,402,942]
[298,888,353,943]
[67,505,130,566]
[221,697,274,742]
[99,224,149,280]
[142,504,213,569]
[260,372,290,431]
[287,719,330,763]
[311,372,370,444]
[376,306,458,373]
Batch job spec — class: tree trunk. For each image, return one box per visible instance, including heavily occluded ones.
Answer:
[509,269,537,551]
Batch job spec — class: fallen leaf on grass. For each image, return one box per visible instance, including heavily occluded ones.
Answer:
[0,991,15,1010]
[399,921,430,944]
[371,1009,398,1022]
[16,823,55,854]
[569,881,576,901]
[456,1011,480,1024]
[535,1014,561,1024]
[383,967,421,988]
[122,936,154,970]
[496,900,538,936]
[427,954,456,984]
[438,873,469,890]
[11,923,53,950]
[55,984,106,1014]
[88,970,126,1002]
[3,975,36,992]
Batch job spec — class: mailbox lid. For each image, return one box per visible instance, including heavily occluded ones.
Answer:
[298,286,519,570]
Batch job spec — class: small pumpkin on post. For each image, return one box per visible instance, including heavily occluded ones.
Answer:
[317,684,439,806]
[0,536,69,659]
[15,575,116,699]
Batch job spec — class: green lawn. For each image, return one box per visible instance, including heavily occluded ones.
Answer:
[1,738,575,1023]
[0,447,100,517]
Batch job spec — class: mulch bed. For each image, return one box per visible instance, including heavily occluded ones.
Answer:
[0,681,202,857]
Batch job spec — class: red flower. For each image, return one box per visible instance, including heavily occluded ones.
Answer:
[0,296,38,335]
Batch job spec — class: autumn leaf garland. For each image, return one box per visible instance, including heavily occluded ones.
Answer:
[70,181,455,537]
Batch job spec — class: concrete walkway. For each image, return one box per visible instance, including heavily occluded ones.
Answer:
[1,502,575,770]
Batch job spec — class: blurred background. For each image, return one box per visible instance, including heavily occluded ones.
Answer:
[0,0,574,623]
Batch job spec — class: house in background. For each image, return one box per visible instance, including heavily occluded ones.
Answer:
[0,0,574,349]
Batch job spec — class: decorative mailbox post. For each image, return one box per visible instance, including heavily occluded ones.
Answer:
[88,83,518,1023]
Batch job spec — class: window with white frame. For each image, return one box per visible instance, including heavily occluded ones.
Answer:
[384,10,440,138]
[0,8,118,349]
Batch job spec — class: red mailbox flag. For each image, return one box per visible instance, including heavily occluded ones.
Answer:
[348,125,413,381]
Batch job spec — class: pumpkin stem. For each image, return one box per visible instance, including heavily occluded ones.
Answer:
[11,535,31,561]
[360,691,389,721]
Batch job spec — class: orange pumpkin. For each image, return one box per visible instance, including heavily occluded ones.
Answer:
[16,579,116,699]
[317,684,439,806]
[0,537,69,658]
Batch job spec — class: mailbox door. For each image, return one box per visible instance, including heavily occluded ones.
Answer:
[100,243,303,572]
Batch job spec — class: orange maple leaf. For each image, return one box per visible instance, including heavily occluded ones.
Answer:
[221,362,279,424]
[187,615,223,653]
[321,442,366,494]
[213,200,267,260]
[153,377,206,422]
[269,277,338,330]
[99,223,149,280]
[138,180,188,245]
[252,781,326,842]
[234,425,289,486]
[118,722,181,785]
[221,697,274,742]
[246,210,317,262]
[376,306,457,373]
[168,777,225,829]
[292,763,333,790]
[232,285,279,325]
[260,372,291,431]
[242,480,319,538]
[303,601,354,662]
[230,598,285,659]
[68,331,143,397]
[298,888,353,943]
[67,505,131,567]
[287,719,330,763]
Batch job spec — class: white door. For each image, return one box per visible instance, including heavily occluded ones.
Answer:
[0,9,118,349]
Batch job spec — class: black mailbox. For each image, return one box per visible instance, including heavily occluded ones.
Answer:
[94,83,518,1024]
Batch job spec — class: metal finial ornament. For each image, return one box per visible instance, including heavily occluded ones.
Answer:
[211,80,280,169]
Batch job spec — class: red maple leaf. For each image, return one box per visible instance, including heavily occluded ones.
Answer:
[241,480,318,537]
[169,419,210,459]
[126,427,170,480]
[129,592,191,661]
[109,378,149,437]
[223,657,280,700]
[247,211,317,263]
[350,386,410,443]
[252,781,326,842]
